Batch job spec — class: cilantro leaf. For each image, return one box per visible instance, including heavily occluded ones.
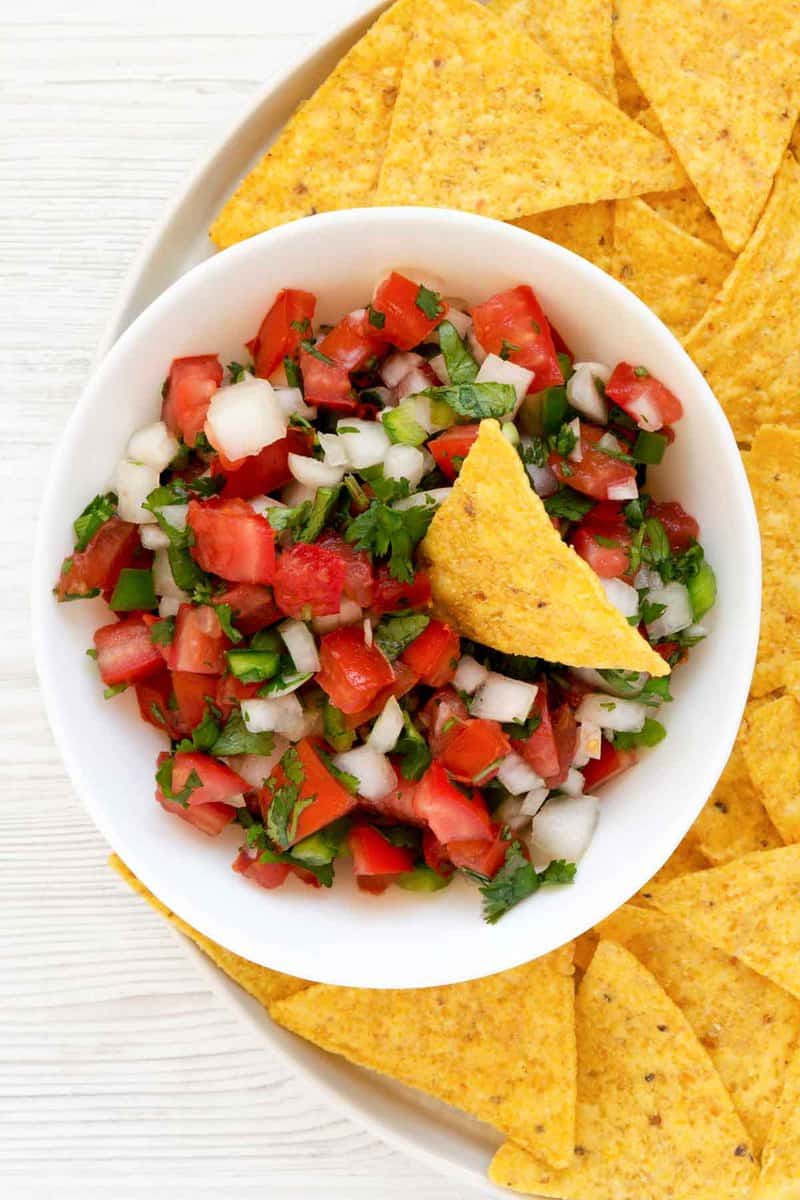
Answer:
[375,612,430,660]
[358,467,412,504]
[213,602,243,644]
[300,339,334,366]
[316,747,359,795]
[284,357,303,390]
[367,304,386,330]
[437,320,479,385]
[395,710,432,782]
[415,283,445,320]
[211,709,275,757]
[155,756,203,809]
[345,499,436,583]
[478,841,576,923]
[543,488,595,522]
[148,617,175,645]
[73,492,117,551]
[422,382,516,420]
[266,746,311,849]
[226,361,252,384]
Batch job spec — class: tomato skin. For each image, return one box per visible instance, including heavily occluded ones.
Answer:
[371,567,432,616]
[158,794,235,835]
[439,719,511,784]
[400,619,460,687]
[606,363,683,429]
[344,660,418,730]
[211,428,313,499]
[422,829,455,878]
[215,583,280,635]
[169,603,228,675]
[572,527,630,578]
[300,349,357,411]
[371,272,448,351]
[471,285,562,392]
[581,738,637,790]
[94,616,165,686]
[447,833,508,878]
[550,423,637,500]
[56,516,141,601]
[261,738,358,846]
[215,672,261,721]
[318,309,387,373]
[316,625,395,714]
[273,542,347,619]
[428,424,480,481]
[413,762,494,843]
[162,355,223,446]
[349,824,416,877]
[249,289,317,380]
[232,848,291,888]
[187,498,276,585]
[545,704,578,788]
[135,670,182,738]
[170,751,249,806]
[316,531,374,608]
[517,684,559,779]
[172,671,216,730]
[648,501,699,552]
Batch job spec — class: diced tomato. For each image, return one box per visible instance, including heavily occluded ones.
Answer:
[232,848,291,889]
[93,616,165,686]
[161,355,223,446]
[135,670,181,738]
[215,672,262,722]
[413,762,494,843]
[419,687,469,756]
[439,719,511,784]
[371,567,432,616]
[517,685,559,779]
[211,427,313,499]
[273,542,347,619]
[371,272,448,351]
[317,309,388,373]
[316,531,374,607]
[428,424,480,481]
[187,498,276,585]
[422,829,455,878]
[344,660,418,730]
[400,620,460,687]
[300,349,357,412]
[572,528,630,579]
[606,363,683,430]
[653,640,685,665]
[349,824,415,878]
[316,625,395,714]
[56,516,141,601]
[648,501,699,552]
[261,738,358,846]
[172,671,216,730]
[550,423,637,501]
[169,604,228,675]
[545,704,578,788]
[215,583,280,635]
[447,833,508,878]
[359,766,420,824]
[249,289,317,380]
[471,285,562,392]
[158,794,235,836]
[168,751,249,806]
[581,738,638,790]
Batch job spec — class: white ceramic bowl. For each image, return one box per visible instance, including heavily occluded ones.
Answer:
[32,206,760,989]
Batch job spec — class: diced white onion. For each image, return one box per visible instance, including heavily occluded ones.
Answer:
[115,459,160,523]
[127,421,179,471]
[311,599,362,635]
[520,786,550,817]
[381,351,423,388]
[497,753,543,796]
[627,393,663,431]
[571,667,648,698]
[475,353,534,413]
[367,695,404,754]
[471,673,538,724]
[392,487,452,511]
[567,417,583,462]
[576,693,648,733]
[241,694,306,741]
[159,503,188,531]
[445,307,473,338]
[249,495,286,516]
[318,432,348,468]
[597,431,624,455]
[453,654,489,695]
[288,453,344,489]
[268,362,289,387]
[494,794,531,833]
[158,595,185,618]
[281,480,317,506]
[429,353,450,384]
[530,794,599,866]
[634,566,661,591]
[152,547,185,598]
[600,577,640,620]
[686,623,707,639]
[140,525,170,551]
[573,719,602,766]
[467,327,487,365]
[279,618,320,674]
[332,745,395,800]
[272,386,315,420]
[645,581,693,639]
[384,443,425,489]
[607,479,639,501]
[230,740,289,788]
[526,460,560,498]
[397,367,435,401]
[336,418,391,469]
[566,362,610,422]
[559,768,585,796]
[205,376,287,461]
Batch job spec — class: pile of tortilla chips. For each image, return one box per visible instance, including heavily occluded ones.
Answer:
[114,3,800,1197]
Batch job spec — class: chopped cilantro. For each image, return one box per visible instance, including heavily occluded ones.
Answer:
[266,746,312,849]
[358,467,411,504]
[633,365,650,378]
[316,747,359,795]
[375,612,430,660]
[639,597,667,624]
[213,602,243,644]
[211,709,274,757]
[290,318,311,334]
[500,339,519,360]
[543,488,594,522]
[103,682,129,699]
[300,339,334,366]
[73,492,117,551]
[226,361,251,384]
[155,756,203,809]
[504,712,542,740]
[478,840,576,923]
[438,319,479,384]
[284,357,303,389]
[423,382,516,420]
[395,710,432,782]
[367,305,385,330]
[345,498,436,583]
[148,616,175,646]
[415,283,445,320]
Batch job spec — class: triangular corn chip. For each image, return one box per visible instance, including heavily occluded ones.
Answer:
[684,157,800,443]
[744,426,800,698]
[514,203,615,275]
[613,198,733,340]
[614,0,800,251]
[421,420,669,675]
[375,0,682,219]
[271,945,576,1168]
[210,0,415,248]
[109,855,310,1007]
[688,731,782,868]
[650,845,800,1001]
[743,695,800,844]
[595,905,800,1155]
[613,39,647,118]
[489,941,757,1199]
[756,1038,800,1200]
[635,834,709,903]
[487,0,615,100]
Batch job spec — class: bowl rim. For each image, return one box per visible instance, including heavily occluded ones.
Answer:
[31,205,761,988]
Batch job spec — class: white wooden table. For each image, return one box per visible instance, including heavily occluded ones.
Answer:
[0,4,487,1195]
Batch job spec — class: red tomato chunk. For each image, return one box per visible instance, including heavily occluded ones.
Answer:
[249,288,316,380]
[273,542,347,619]
[400,619,460,687]
[162,355,223,447]
[471,285,562,392]
[187,498,276,584]
[94,616,165,686]
[606,363,683,430]
[316,626,395,714]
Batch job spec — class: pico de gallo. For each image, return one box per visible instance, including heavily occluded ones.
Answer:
[55,272,716,923]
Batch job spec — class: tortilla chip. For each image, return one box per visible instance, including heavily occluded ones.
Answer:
[489,941,757,1198]
[514,203,614,275]
[595,904,800,1156]
[756,1038,800,1200]
[613,198,733,340]
[573,930,599,973]
[375,0,682,220]
[743,695,800,844]
[209,0,415,248]
[421,420,669,675]
[690,739,783,868]
[684,157,800,443]
[613,39,647,118]
[650,845,800,1001]
[109,855,309,1007]
[614,0,800,252]
[635,834,709,903]
[488,0,615,100]
[271,945,576,1168]
[744,426,800,697]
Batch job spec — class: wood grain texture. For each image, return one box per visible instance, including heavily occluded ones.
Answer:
[0,3,485,1195]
